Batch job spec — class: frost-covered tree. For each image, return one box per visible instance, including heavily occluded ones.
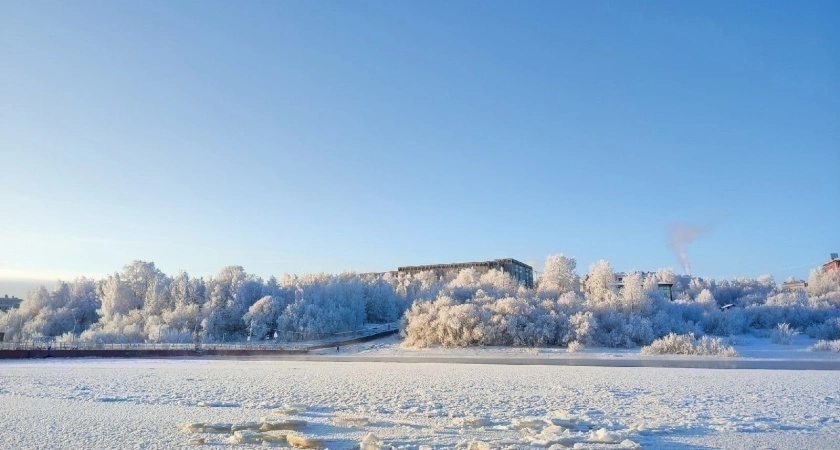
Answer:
[537,254,579,296]
[0,278,100,341]
[807,268,840,298]
[243,295,282,340]
[583,260,619,309]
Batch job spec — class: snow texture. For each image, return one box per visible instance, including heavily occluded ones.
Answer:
[1,358,839,449]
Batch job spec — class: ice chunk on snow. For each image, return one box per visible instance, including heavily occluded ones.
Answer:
[178,422,205,433]
[260,419,307,431]
[619,439,641,449]
[333,416,370,427]
[512,418,548,429]
[197,401,238,408]
[453,417,491,428]
[287,432,325,449]
[549,411,580,428]
[527,425,576,447]
[231,421,262,432]
[203,423,232,433]
[260,431,288,443]
[360,433,384,450]
[231,430,262,444]
[466,440,490,450]
[186,437,204,445]
[588,428,623,444]
[275,403,308,415]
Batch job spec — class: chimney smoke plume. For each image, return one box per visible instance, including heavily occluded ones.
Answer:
[668,222,712,275]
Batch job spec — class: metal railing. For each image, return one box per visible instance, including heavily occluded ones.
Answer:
[0,322,398,352]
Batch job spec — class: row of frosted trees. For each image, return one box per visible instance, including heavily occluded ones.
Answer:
[0,261,407,344]
[1,256,839,346]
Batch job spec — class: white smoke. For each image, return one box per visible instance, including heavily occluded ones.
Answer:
[668,222,711,275]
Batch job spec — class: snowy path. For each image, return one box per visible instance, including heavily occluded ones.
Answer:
[1,358,839,449]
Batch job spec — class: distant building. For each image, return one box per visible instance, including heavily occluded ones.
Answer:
[823,253,840,274]
[396,258,534,289]
[0,294,22,312]
[613,272,674,301]
[782,280,808,293]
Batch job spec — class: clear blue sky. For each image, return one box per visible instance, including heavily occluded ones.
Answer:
[1,1,838,296]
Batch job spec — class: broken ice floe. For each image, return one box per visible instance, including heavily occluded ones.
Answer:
[229,430,262,444]
[287,432,325,449]
[231,421,262,432]
[511,417,549,429]
[452,416,491,428]
[333,415,370,427]
[360,432,384,450]
[260,419,308,431]
[588,427,625,444]
[273,403,308,415]
[196,401,239,408]
[464,440,490,450]
[177,422,232,434]
[524,425,576,447]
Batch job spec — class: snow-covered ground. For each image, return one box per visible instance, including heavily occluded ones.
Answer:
[1,349,839,449]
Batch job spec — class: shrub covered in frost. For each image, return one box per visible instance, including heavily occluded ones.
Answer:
[808,339,840,352]
[641,332,738,357]
[702,307,747,336]
[770,323,798,345]
[401,292,580,348]
[805,316,840,340]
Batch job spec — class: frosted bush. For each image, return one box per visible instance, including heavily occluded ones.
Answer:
[641,333,738,357]
[702,308,747,336]
[808,339,840,352]
[771,323,798,345]
[401,288,580,348]
[745,304,818,330]
[566,340,583,353]
[590,311,659,347]
[806,317,840,340]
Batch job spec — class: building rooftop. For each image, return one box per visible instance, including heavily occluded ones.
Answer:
[0,295,23,312]
[398,258,532,272]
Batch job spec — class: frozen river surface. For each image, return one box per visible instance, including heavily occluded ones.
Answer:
[1,358,839,449]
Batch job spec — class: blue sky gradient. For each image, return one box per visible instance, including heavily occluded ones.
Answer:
[1,1,838,295]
